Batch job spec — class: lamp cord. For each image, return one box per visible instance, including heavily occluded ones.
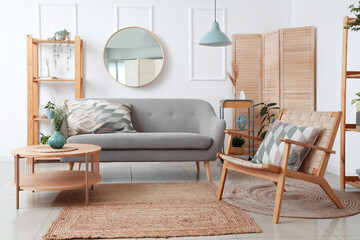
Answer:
[215,0,217,22]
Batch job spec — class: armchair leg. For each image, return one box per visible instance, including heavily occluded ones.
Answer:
[217,160,228,200]
[204,161,211,182]
[196,161,200,172]
[273,176,286,224]
[273,142,291,224]
[319,179,344,209]
[75,162,81,171]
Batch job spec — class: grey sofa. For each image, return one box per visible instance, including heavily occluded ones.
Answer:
[59,98,225,180]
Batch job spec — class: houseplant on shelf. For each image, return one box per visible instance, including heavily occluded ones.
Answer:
[231,136,245,155]
[344,2,360,31]
[48,29,72,70]
[45,101,55,119]
[39,132,51,145]
[48,106,72,149]
[254,102,279,139]
[351,92,360,130]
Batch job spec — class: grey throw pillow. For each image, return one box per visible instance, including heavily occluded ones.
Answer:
[251,118,321,170]
[92,102,137,134]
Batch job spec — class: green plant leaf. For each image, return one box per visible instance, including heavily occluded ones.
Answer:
[260,106,268,117]
[266,103,277,107]
[253,102,264,107]
[257,125,265,137]
[260,131,267,139]
[269,107,280,110]
[356,92,360,97]
[261,116,267,125]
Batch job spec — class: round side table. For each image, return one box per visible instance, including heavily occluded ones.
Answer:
[11,143,101,209]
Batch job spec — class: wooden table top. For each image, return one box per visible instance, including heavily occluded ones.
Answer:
[12,143,101,158]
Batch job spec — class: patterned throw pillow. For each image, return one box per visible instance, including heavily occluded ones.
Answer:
[92,102,137,134]
[251,118,321,171]
[63,99,105,136]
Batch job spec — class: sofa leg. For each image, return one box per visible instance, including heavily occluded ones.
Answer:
[67,163,74,171]
[196,161,200,172]
[204,161,211,182]
[75,162,81,171]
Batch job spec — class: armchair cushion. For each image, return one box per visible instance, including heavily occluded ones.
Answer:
[251,118,321,170]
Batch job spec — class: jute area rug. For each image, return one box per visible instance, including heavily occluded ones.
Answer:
[223,178,360,219]
[43,182,261,240]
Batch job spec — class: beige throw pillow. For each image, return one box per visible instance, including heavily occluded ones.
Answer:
[63,99,104,136]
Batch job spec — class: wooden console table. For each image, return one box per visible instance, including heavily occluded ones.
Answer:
[11,144,101,209]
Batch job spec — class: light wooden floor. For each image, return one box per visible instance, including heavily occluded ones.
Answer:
[0,159,359,240]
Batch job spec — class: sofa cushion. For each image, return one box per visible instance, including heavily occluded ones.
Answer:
[92,102,137,133]
[67,132,212,150]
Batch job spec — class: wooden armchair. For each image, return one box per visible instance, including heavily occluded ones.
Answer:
[217,110,343,224]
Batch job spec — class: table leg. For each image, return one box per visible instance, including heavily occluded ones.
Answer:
[14,154,19,209]
[90,154,94,190]
[85,153,89,205]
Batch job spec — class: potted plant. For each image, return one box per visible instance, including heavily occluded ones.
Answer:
[45,101,55,119]
[48,29,72,70]
[39,132,51,145]
[231,136,245,155]
[351,92,360,130]
[344,2,360,31]
[254,102,279,139]
[48,106,72,149]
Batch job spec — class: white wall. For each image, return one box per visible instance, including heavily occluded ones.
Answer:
[292,0,360,176]
[0,0,292,160]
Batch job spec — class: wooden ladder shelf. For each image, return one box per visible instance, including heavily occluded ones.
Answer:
[27,35,83,147]
[340,17,360,189]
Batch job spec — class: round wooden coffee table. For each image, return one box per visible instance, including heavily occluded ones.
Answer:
[11,143,102,209]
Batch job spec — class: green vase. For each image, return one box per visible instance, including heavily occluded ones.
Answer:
[48,131,65,149]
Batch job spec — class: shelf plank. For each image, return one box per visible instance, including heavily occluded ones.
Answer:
[346,71,360,79]
[34,78,75,82]
[346,180,360,189]
[33,39,75,44]
[34,117,52,121]
[345,124,360,132]
[225,128,253,132]
[17,171,101,191]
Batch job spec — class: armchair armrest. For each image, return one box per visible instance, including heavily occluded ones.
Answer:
[224,130,263,142]
[280,138,335,154]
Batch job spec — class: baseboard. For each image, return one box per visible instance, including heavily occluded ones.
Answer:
[0,155,12,162]
[326,164,356,176]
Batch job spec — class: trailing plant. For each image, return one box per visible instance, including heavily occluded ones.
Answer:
[44,101,55,111]
[48,29,72,70]
[253,102,279,139]
[232,136,245,147]
[53,106,72,131]
[351,92,360,111]
[39,132,51,145]
[344,2,360,31]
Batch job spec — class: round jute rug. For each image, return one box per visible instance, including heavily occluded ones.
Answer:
[223,179,360,219]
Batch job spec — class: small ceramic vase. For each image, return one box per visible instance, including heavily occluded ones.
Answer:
[48,131,65,149]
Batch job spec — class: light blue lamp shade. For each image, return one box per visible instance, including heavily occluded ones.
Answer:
[199,22,232,47]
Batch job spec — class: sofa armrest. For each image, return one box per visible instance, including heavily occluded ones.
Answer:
[199,116,226,157]
[50,120,69,140]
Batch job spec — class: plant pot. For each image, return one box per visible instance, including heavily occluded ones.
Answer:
[357,112,360,130]
[48,131,65,149]
[46,110,54,119]
[230,147,244,155]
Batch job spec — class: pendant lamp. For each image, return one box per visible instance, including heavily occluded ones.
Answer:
[199,0,232,47]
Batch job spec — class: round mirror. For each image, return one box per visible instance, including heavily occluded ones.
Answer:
[104,27,164,87]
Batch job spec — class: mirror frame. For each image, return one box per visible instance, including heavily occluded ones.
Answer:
[103,26,165,88]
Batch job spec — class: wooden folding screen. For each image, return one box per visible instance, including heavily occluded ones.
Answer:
[263,30,281,117]
[232,34,262,148]
[280,26,316,111]
[233,26,315,144]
